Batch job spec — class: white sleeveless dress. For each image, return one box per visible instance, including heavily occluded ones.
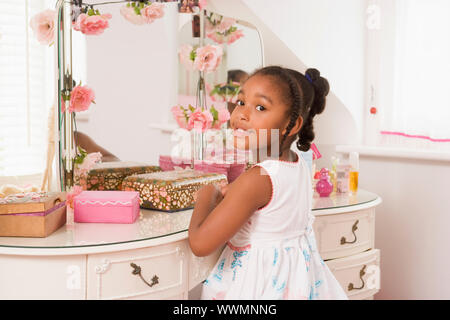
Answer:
[200,152,348,300]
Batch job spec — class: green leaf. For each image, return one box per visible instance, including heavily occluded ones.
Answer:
[188,104,196,113]
[210,105,218,121]
[189,50,196,62]
[87,8,95,16]
[134,6,141,15]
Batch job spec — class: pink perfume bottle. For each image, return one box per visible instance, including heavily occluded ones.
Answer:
[315,168,333,197]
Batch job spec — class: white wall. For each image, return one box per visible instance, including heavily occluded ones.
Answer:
[243,0,367,144]
[351,154,450,299]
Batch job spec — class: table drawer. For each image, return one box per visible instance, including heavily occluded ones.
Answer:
[313,208,375,260]
[86,241,188,300]
[326,249,380,300]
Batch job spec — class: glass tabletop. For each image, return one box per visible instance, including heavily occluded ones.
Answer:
[0,189,379,249]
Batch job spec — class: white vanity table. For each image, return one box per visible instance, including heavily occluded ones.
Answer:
[0,190,381,300]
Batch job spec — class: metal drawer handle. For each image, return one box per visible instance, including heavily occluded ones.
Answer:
[130,263,159,288]
[348,264,366,291]
[340,220,359,245]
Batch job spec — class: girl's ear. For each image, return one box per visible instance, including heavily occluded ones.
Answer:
[282,116,303,137]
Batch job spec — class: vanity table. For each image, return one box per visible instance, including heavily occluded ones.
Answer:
[0,190,381,300]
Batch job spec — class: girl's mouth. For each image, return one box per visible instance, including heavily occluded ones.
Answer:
[232,128,251,137]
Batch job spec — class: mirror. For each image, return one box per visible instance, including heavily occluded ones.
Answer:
[56,1,264,190]
[177,11,263,116]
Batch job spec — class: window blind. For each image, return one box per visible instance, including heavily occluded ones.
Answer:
[0,0,55,176]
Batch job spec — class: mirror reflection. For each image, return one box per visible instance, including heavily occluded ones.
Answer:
[57,2,263,190]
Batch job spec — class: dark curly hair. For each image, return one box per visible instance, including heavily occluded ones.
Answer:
[251,66,330,152]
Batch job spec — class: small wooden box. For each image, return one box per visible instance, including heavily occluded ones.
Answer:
[0,192,67,238]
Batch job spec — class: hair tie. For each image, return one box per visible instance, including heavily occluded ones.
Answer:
[305,73,313,84]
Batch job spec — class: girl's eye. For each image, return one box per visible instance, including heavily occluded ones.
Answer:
[255,105,266,111]
[236,99,245,106]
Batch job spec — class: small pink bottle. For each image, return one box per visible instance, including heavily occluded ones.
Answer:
[315,168,333,197]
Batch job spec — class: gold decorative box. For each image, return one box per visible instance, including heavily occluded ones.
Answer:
[121,169,228,212]
[0,192,66,238]
[75,161,161,191]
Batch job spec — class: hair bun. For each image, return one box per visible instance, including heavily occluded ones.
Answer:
[305,68,330,116]
[305,68,330,97]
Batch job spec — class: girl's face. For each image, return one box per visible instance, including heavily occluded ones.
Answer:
[230,74,294,153]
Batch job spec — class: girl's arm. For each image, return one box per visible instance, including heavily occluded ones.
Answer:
[188,166,272,257]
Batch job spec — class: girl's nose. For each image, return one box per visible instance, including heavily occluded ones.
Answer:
[236,107,249,121]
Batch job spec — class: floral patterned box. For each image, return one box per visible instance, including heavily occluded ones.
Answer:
[121,169,227,212]
[75,161,161,191]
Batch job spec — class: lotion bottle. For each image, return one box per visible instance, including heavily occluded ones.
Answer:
[349,152,359,194]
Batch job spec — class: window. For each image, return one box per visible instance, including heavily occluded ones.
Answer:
[0,0,55,176]
[366,0,450,151]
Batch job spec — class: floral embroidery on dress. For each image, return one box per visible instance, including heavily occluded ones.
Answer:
[303,249,311,271]
[212,258,226,282]
[273,248,279,266]
[272,276,287,293]
[231,250,248,281]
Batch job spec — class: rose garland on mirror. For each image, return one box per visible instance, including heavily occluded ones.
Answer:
[72,7,112,35]
[29,1,168,44]
[205,12,244,45]
[120,1,165,25]
[61,82,96,114]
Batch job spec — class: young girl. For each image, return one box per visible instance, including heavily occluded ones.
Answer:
[188,66,348,300]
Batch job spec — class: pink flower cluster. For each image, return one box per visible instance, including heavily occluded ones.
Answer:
[73,13,112,35]
[178,44,223,73]
[66,185,83,209]
[62,85,96,113]
[120,2,165,25]
[30,9,56,46]
[205,16,244,45]
[75,152,102,176]
[171,105,230,132]
[207,29,244,45]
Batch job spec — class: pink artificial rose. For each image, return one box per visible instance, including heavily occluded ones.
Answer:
[73,13,112,35]
[193,45,223,73]
[171,105,189,129]
[141,2,165,24]
[69,85,95,113]
[218,108,230,123]
[227,29,244,45]
[188,108,213,132]
[178,44,194,70]
[215,17,236,33]
[120,6,145,25]
[30,9,56,45]
[207,32,224,44]
[77,152,102,174]
[66,185,83,209]
[212,108,230,129]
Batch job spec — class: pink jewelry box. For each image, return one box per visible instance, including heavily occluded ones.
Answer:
[159,155,248,183]
[73,191,140,224]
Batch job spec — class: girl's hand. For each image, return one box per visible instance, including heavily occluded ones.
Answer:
[194,184,225,208]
